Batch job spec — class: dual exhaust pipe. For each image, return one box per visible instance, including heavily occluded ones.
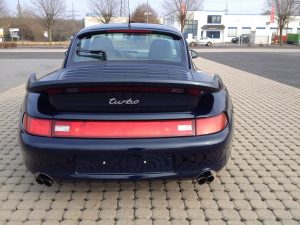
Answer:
[35,171,214,186]
[195,171,215,185]
[35,173,54,187]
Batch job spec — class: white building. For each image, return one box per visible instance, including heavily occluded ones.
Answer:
[164,10,300,44]
[84,11,300,44]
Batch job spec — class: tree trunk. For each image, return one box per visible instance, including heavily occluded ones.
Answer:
[180,17,185,32]
[279,26,283,46]
[48,27,52,48]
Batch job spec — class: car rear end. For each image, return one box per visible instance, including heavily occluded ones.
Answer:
[19,25,233,184]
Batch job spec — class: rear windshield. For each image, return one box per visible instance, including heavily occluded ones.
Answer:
[71,31,186,64]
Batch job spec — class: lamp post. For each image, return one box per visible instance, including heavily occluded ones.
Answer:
[17,0,22,43]
[144,12,152,24]
[143,0,153,24]
[146,0,149,23]
[144,0,152,24]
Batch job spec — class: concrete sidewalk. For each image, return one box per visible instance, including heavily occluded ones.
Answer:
[0,58,299,225]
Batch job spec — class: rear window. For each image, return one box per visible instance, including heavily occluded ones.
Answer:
[71,31,185,64]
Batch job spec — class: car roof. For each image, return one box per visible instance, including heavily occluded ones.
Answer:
[78,23,182,37]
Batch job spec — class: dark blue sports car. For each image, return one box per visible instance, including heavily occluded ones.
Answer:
[19,23,233,186]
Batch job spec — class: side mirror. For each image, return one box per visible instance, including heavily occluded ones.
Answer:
[190,50,198,59]
[65,51,68,56]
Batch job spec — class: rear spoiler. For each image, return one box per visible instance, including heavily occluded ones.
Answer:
[27,73,224,93]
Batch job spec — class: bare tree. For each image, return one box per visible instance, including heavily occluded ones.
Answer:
[30,0,66,47]
[15,3,37,42]
[89,0,120,24]
[131,3,159,24]
[265,0,300,45]
[163,0,203,32]
[0,0,8,17]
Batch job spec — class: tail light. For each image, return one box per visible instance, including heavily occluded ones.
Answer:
[23,113,228,138]
[23,114,52,137]
[196,113,228,136]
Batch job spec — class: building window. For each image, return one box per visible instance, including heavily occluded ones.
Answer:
[283,28,292,35]
[207,31,220,39]
[242,27,251,34]
[256,27,266,29]
[164,17,175,26]
[228,27,237,37]
[298,28,300,34]
[207,15,221,24]
[183,20,198,38]
[270,27,278,34]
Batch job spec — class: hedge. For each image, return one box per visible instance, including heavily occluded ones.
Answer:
[0,42,18,48]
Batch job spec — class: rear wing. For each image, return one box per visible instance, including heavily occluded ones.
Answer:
[27,73,224,94]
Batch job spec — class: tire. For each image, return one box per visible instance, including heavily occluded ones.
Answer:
[206,42,212,46]
[190,42,195,47]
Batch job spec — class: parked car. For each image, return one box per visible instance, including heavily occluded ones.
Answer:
[231,34,250,44]
[190,36,215,46]
[19,23,233,186]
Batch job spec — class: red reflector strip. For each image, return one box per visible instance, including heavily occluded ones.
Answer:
[187,88,203,96]
[24,114,52,137]
[196,113,228,136]
[23,113,228,138]
[46,86,202,96]
[53,120,194,138]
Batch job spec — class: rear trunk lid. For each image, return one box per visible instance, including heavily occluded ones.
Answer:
[27,64,222,113]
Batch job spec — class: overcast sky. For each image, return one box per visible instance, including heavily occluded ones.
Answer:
[6,0,266,18]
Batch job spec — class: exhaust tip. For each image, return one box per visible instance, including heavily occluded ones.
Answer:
[44,179,53,187]
[36,177,44,185]
[196,176,206,185]
[203,171,212,177]
[195,170,215,185]
[36,173,54,186]
[206,175,214,183]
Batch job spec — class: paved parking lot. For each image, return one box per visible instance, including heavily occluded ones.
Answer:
[0,50,299,225]
[198,50,300,88]
[0,51,63,92]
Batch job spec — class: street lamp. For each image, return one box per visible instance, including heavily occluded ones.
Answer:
[144,12,152,24]
[144,0,151,23]
[147,0,149,23]
[17,0,22,43]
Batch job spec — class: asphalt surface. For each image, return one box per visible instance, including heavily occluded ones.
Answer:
[0,53,63,93]
[0,52,65,59]
[198,52,300,88]
[1,50,299,89]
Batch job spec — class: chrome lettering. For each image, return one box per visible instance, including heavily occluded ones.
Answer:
[109,98,140,105]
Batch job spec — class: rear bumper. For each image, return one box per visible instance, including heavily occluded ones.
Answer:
[19,121,233,181]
